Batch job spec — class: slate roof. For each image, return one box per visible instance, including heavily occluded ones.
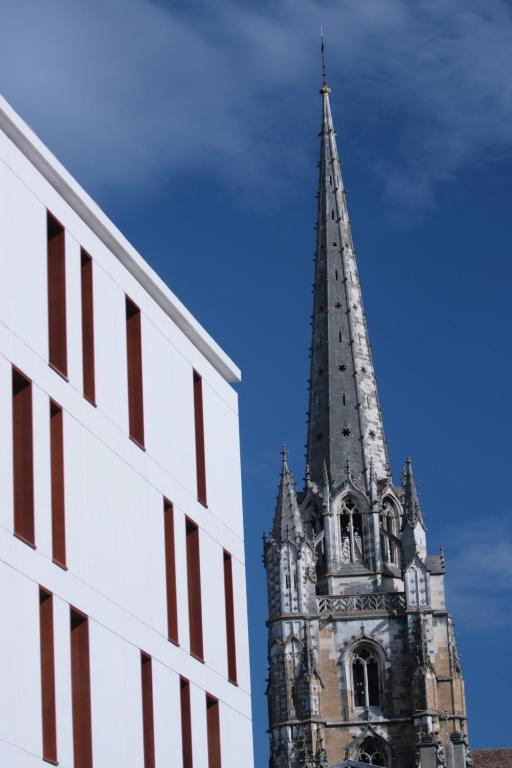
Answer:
[305,82,389,490]
[425,555,445,574]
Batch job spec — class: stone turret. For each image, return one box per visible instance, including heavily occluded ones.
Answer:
[402,457,427,563]
[273,446,303,545]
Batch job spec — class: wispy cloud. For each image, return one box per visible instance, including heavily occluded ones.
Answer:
[1,0,512,212]
[443,514,512,631]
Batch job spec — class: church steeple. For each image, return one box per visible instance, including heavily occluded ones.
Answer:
[265,43,471,768]
[306,71,389,491]
[272,445,302,544]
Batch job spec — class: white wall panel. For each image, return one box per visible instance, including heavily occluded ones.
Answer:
[201,531,227,675]
[90,622,144,767]
[0,567,41,758]
[190,681,208,768]
[0,162,47,363]
[142,317,196,496]
[221,703,255,768]
[153,660,182,767]
[232,553,252,694]
[202,379,244,538]
[92,262,128,432]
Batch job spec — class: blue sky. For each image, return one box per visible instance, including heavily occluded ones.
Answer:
[1,0,511,762]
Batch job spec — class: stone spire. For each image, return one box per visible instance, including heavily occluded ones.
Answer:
[402,456,427,562]
[272,446,303,543]
[306,76,388,492]
[402,457,424,528]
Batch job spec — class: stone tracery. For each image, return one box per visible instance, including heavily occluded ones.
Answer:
[339,496,364,564]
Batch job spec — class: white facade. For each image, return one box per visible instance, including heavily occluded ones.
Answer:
[0,94,253,767]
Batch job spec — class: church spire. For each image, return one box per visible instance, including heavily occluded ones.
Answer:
[402,457,424,528]
[306,59,389,491]
[272,445,303,543]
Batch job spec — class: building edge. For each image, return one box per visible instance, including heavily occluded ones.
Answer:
[0,93,241,385]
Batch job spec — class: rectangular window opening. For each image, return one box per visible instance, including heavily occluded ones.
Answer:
[141,653,155,768]
[50,400,66,568]
[180,677,193,768]
[164,498,179,645]
[81,250,96,405]
[193,371,207,506]
[40,588,57,764]
[126,296,145,447]
[12,367,35,547]
[70,608,93,768]
[186,517,203,661]
[223,550,237,685]
[47,212,68,377]
[206,694,222,768]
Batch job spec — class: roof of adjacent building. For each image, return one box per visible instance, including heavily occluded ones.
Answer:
[0,94,241,384]
[473,749,512,768]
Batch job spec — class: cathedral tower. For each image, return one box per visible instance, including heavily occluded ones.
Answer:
[264,57,471,768]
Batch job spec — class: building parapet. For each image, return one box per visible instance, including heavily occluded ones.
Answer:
[317,592,406,615]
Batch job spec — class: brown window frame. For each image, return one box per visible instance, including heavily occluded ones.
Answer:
[70,608,93,768]
[50,400,67,569]
[126,296,145,448]
[80,249,96,405]
[206,694,222,768]
[180,676,193,768]
[193,371,207,506]
[223,550,237,685]
[186,517,203,662]
[164,498,179,645]
[40,588,57,764]
[140,652,155,768]
[47,212,68,378]
[12,367,35,547]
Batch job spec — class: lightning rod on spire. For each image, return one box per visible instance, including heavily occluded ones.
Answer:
[320,25,327,86]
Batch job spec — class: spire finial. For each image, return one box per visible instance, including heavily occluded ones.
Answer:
[320,26,327,86]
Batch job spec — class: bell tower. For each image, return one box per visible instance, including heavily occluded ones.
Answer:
[263,45,471,768]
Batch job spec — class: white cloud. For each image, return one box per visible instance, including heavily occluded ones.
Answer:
[443,514,512,631]
[1,0,512,212]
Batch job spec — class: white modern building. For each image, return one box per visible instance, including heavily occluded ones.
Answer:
[0,93,253,768]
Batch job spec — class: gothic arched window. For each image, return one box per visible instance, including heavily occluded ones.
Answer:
[339,497,364,563]
[352,647,380,708]
[380,498,400,567]
[358,738,386,766]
